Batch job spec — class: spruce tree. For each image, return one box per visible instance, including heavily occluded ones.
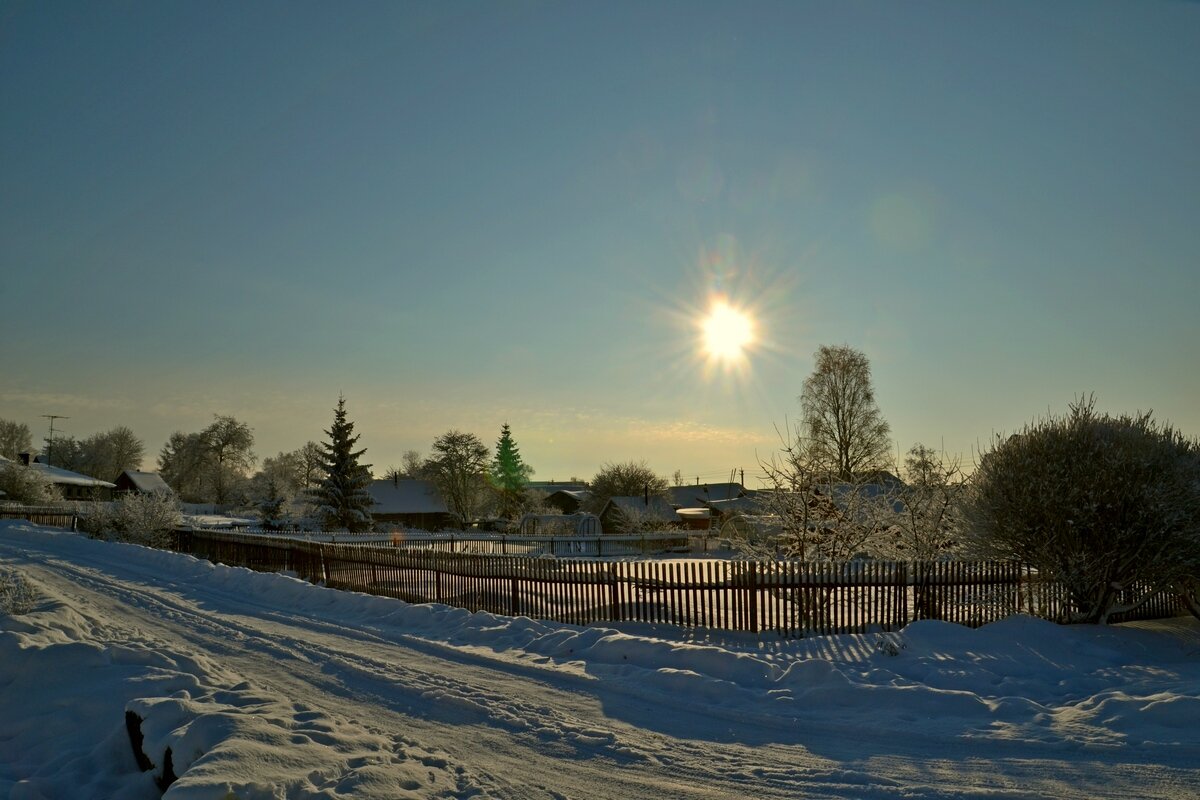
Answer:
[310,396,374,532]
[490,423,533,519]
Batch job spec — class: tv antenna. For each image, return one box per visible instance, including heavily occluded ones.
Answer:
[41,414,69,466]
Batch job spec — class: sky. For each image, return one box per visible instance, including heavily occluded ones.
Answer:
[3,0,1198,486]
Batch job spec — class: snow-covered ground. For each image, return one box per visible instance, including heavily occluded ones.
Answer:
[2,521,1198,799]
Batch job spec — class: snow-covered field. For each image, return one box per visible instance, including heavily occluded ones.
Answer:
[2,521,1198,799]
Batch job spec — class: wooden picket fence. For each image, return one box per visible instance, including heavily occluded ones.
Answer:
[0,505,78,529]
[174,529,1183,636]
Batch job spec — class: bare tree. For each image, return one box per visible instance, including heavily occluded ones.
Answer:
[45,436,84,472]
[585,460,668,513]
[296,441,325,489]
[400,449,424,478]
[99,425,145,478]
[800,344,892,481]
[0,420,33,460]
[424,431,489,526]
[157,416,255,504]
[382,450,428,484]
[73,426,145,481]
[158,432,210,501]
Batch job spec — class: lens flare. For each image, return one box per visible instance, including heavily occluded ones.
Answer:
[701,298,755,363]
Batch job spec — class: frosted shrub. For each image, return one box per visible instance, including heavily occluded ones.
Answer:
[0,463,62,506]
[965,397,1200,623]
[78,493,182,548]
[0,568,39,615]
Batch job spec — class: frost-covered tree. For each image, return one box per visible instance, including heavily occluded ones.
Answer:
[490,423,534,519]
[966,396,1200,624]
[255,475,291,530]
[204,415,256,504]
[76,492,181,548]
[309,397,374,532]
[0,420,33,460]
[248,450,308,525]
[750,419,903,561]
[0,460,61,505]
[883,444,965,561]
[801,344,892,481]
[424,430,489,527]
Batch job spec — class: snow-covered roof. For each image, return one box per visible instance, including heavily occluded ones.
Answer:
[527,481,589,494]
[706,496,768,515]
[544,489,591,502]
[601,495,680,522]
[666,483,744,508]
[367,479,449,515]
[116,470,173,494]
[25,461,116,489]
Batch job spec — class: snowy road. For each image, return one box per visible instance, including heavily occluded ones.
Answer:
[3,523,1199,799]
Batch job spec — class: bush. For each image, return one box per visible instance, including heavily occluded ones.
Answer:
[0,568,39,615]
[965,397,1200,623]
[77,493,183,548]
[0,463,62,505]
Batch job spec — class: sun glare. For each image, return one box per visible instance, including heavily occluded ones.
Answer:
[701,299,755,363]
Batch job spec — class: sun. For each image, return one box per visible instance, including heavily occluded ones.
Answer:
[701,299,755,363]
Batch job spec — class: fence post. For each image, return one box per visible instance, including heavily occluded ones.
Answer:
[747,562,759,633]
[609,562,620,621]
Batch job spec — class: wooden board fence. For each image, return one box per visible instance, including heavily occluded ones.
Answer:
[174,530,1186,636]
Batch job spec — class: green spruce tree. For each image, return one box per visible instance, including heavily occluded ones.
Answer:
[490,422,533,520]
[310,396,374,532]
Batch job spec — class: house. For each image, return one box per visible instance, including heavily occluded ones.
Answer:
[665,482,745,509]
[815,471,907,516]
[542,489,591,514]
[113,470,174,496]
[12,453,115,501]
[526,481,589,494]
[367,478,456,530]
[598,495,681,533]
[518,512,602,536]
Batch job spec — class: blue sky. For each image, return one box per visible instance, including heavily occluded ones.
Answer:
[3,0,1197,484]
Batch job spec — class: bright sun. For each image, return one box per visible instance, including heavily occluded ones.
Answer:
[701,299,755,362]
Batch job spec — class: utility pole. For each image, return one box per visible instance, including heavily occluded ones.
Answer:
[41,414,69,466]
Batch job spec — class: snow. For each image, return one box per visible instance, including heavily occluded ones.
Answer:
[2,520,1198,799]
